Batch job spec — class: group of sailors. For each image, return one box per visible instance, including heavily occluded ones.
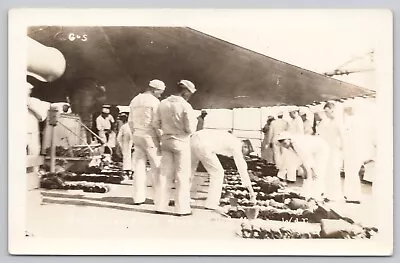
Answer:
[113,79,257,216]
[28,76,376,212]
[260,98,376,203]
[100,79,376,212]
[25,36,377,213]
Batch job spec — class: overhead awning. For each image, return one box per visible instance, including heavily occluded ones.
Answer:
[28,26,374,109]
[116,106,130,113]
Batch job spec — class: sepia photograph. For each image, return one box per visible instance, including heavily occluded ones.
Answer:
[8,9,393,255]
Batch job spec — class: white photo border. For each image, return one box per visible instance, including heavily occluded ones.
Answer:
[8,8,394,255]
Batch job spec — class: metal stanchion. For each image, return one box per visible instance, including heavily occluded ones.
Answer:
[48,106,59,173]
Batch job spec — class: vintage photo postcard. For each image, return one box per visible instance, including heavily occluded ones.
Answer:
[8,8,393,255]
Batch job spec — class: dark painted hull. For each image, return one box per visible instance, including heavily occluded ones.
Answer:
[28,26,374,109]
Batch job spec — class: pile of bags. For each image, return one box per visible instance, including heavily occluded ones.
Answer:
[239,219,321,239]
[319,219,378,239]
[216,154,279,178]
[63,173,123,184]
[63,181,109,193]
[40,172,67,189]
[223,202,344,223]
[40,172,110,193]
[245,156,279,177]
[252,176,286,194]
[220,167,378,240]
[238,219,378,239]
[40,153,125,193]
[222,170,285,196]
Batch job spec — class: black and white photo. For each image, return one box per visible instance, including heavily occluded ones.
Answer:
[8,9,393,255]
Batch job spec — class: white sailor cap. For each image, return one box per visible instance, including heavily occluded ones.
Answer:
[178,80,196,93]
[299,107,308,116]
[149,79,166,91]
[276,131,292,141]
[276,109,284,116]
